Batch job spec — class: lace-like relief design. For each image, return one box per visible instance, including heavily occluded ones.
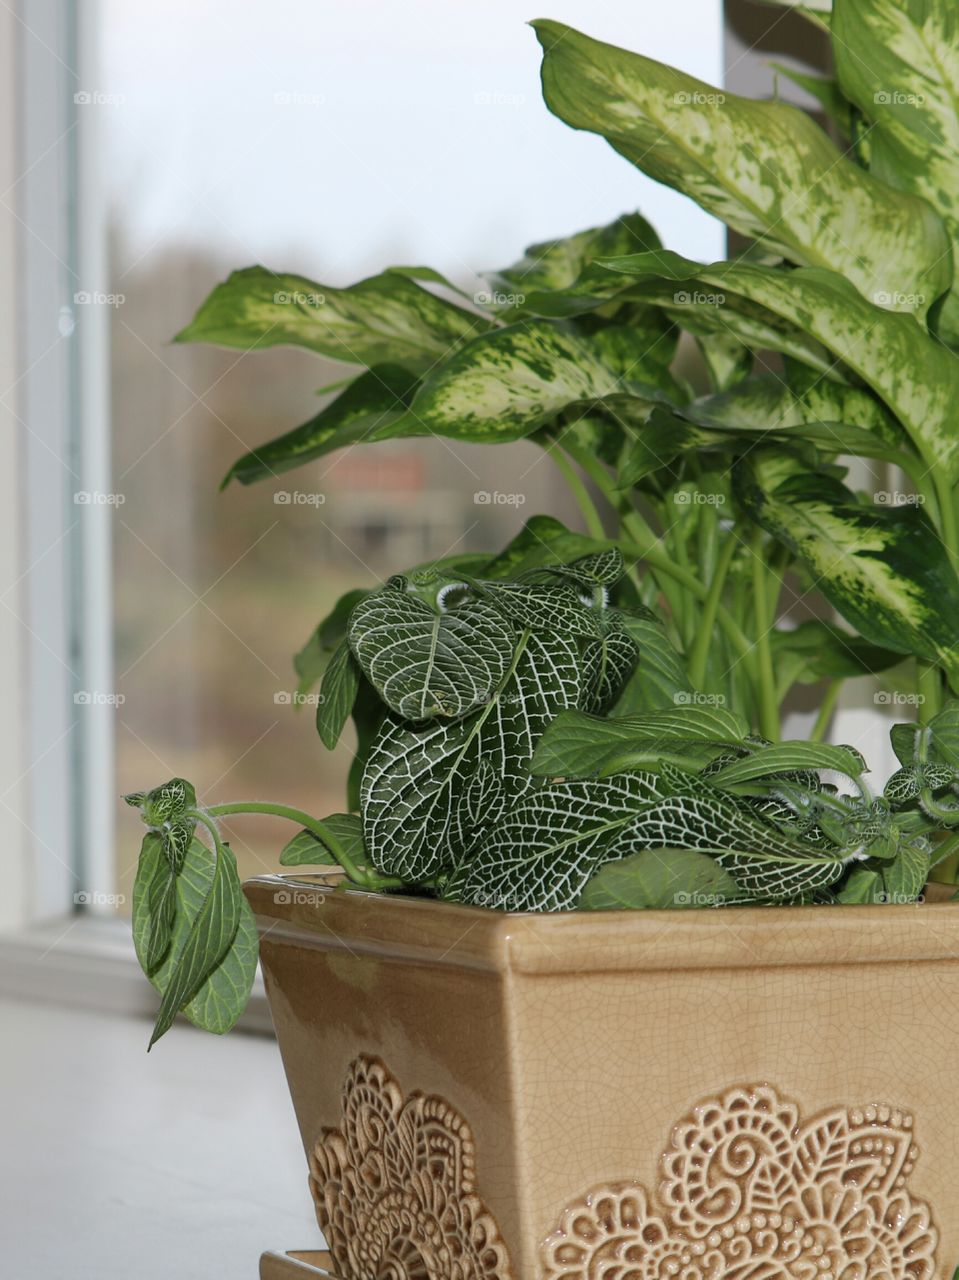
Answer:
[541,1085,938,1280]
[308,1056,514,1280]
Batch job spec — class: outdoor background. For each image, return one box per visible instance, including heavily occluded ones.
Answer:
[106,0,729,900]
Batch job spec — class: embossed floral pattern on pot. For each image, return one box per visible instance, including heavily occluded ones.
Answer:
[541,1084,938,1280]
[308,1055,514,1280]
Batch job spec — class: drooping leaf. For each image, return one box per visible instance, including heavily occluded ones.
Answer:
[348,584,515,721]
[460,773,665,911]
[133,835,256,1045]
[578,847,741,910]
[610,610,693,713]
[361,631,582,879]
[279,814,365,867]
[735,450,959,685]
[533,21,950,314]
[832,0,959,343]
[221,364,420,487]
[175,266,493,367]
[770,621,904,690]
[316,641,362,750]
[580,616,639,713]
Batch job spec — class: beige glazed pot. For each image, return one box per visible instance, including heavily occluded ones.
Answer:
[245,872,959,1280]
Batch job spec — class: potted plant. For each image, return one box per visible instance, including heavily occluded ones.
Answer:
[127,3,959,1275]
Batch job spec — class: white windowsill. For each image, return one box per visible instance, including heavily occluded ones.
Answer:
[0,914,274,1034]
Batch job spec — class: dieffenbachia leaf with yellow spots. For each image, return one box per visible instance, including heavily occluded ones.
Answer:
[175,265,494,368]
[832,0,959,344]
[735,449,959,687]
[533,20,950,316]
[597,252,959,485]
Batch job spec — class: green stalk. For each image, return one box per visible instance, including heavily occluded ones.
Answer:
[809,680,842,742]
[687,530,737,690]
[916,662,943,725]
[750,530,780,741]
[552,446,607,540]
[202,801,399,891]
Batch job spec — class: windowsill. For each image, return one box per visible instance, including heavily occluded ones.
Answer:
[0,996,322,1279]
[0,914,274,1034]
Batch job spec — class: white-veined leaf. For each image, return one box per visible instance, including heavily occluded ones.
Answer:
[361,631,582,879]
[460,773,665,911]
[348,586,515,721]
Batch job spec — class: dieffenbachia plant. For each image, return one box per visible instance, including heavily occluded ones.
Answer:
[173,0,959,735]
[128,544,959,1042]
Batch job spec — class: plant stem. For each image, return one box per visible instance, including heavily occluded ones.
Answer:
[750,530,780,741]
[809,680,842,742]
[552,446,607,540]
[202,801,397,890]
[916,662,942,724]
[687,530,737,689]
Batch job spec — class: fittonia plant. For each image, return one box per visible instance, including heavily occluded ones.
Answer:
[128,543,959,1044]
[129,1,959,1042]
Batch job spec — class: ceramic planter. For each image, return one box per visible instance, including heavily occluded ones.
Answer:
[245,871,959,1280]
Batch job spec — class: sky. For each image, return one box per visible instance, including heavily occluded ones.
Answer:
[99,0,725,285]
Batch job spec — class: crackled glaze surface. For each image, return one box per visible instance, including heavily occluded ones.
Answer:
[308,1056,514,1280]
[541,1084,938,1280]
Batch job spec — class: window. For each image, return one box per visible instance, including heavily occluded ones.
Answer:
[3,1,725,938]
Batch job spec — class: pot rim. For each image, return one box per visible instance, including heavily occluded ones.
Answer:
[244,872,959,976]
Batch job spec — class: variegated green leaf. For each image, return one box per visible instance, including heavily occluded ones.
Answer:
[361,631,582,879]
[390,319,659,444]
[348,584,514,721]
[751,0,832,29]
[460,773,665,911]
[175,266,493,367]
[833,0,959,342]
[534,21,949,314]
[222,364,419,487]
[735,450,959,684]
[599,254,959,483]
[488,211,662,299]
[578,848,741,910]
